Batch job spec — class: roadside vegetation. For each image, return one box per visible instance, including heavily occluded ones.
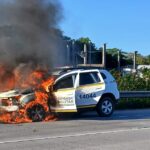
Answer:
[111,69,150,109]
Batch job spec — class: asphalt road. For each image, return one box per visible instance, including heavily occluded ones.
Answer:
[1,109,150,150]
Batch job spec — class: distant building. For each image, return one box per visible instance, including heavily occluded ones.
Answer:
[137,65,150,70]
[122,65,150,76]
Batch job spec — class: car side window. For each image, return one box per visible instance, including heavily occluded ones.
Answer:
[100,72,107,80]
[54,74,76,91]
[79,72,100,86]
[90,72,101,83]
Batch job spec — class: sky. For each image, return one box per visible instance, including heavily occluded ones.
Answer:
[59,0,150,56]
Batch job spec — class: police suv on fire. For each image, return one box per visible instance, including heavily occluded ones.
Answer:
[0,68,120,121]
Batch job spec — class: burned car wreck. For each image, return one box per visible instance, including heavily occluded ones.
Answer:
[0,89,35,112]
[0,89,47,122]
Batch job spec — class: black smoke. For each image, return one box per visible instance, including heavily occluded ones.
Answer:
[0,0,65,68]
[0,0,66,91]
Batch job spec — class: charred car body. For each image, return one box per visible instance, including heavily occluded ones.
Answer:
[0,68,120,122]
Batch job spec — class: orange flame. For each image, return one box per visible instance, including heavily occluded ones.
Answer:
[0,66,57,124]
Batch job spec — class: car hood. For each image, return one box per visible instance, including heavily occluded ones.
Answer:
[0,90,21,98]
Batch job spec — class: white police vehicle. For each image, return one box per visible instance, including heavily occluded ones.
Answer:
[51,68,120,117]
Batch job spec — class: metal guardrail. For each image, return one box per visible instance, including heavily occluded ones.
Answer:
[120,91,150,98]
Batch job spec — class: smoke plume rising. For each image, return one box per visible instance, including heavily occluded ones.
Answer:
[0,0,65,91]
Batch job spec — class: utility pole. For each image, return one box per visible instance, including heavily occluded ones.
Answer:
[66,44,70,65]
[133,51,138,71]
[117,50,121,71]
[83,44,88,65]
[72,40,76,67]
[88,41,92,65]
[102,43,106,68]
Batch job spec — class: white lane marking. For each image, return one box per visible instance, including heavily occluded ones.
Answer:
[0,127,150,144]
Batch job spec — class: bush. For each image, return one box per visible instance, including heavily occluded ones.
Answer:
[110,69,150,91]
[110,69,150,109]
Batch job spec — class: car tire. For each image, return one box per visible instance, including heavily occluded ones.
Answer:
[26,104,46,122]
[96,97,114,117]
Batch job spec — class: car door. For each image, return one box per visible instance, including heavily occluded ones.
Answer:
[52,74,77,112]
[76,71,105,109]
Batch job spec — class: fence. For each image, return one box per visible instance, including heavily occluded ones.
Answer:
[120,91,150,98]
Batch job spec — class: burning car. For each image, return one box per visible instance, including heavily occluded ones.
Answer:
[0,89,33,112]
[0,68,120,123]
[0,89,45,122]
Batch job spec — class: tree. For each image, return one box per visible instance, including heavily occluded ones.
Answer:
[77,37,91,44]
[136,54,150,65]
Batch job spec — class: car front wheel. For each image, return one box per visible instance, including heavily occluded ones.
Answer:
[26,104,46,122]
[96,97,114,117]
